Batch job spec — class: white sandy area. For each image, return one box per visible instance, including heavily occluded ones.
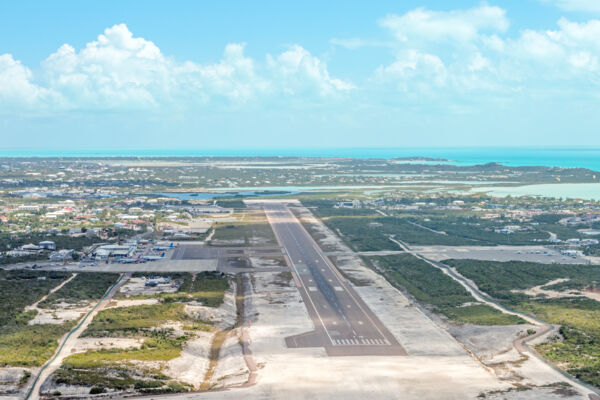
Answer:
[166,331,213,388]
[70,337,144,353]
[27,305,90,325]
[105,298,160,309]
[514,278,600,301]
[211,331,249,389]
[184,281,237,330]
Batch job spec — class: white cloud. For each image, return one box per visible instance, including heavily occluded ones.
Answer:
[546,0,600,12]
[329,37,391,50]
[373,5,600,98]
[375,50,447,90]
[503,18,600,78]
[0,54,51,110]
[267,45,355,96]
[0,24,351,114]
[379,4,509,43]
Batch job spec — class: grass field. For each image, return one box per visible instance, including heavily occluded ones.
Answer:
[83,303,199,337]
[0,322,76,367]
[127,272,229,307]
[64,335,186,369]
[210,209,276,247]
[370,254,524,325]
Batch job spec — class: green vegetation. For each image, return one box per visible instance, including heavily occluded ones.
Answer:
[0,269,69,327]
[128,272,229,307]
[446,259,600,389]
[370,254,524,325]
[215,198,246,209]
[0,269,76,367]
[161,272,229,307]
[443,304,524,325]
[0,232,104,252]
[83,303,196,337]
[53,271,218,394]
[519,299,600,387]
[0,253,49,265]
[210,210,277,247]
[444,260,600,304]
[39,272,120,307]
[0,322,76,367]
[56,352,189,394]
[64,334,186,368]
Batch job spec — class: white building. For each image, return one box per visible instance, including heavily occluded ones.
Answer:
[39,240,56,250]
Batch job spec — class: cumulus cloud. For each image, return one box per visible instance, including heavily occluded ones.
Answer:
[375,50,447,90]
[379,4,509,43]
[0,54,51,111]
[502,18,600,79]
[546,0,600,12]
[0,24,352,114]
[267,45,355,96]
[373,4,600,97]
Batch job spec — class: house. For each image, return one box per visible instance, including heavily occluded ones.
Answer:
[18,205,40,212]
[39,240,56,250]
[21,243,40,252]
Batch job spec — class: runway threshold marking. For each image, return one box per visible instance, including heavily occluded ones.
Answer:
[309,243,392,345]
[264,207,337,346]
[266,204,396,347]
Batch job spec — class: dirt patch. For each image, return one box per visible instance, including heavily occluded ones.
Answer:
[70,337,144,353]
[105,298,160,309]
[0,367,28,396]
[513,278,600,301]
[27,304,91,325]
[249,256,286,269]
[448,324,535,362]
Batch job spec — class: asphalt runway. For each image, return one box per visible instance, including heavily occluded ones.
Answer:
[263,203,406,357]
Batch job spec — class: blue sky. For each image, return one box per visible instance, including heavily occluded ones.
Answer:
[1,0,600,149]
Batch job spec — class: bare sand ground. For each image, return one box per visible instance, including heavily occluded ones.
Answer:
[210,331,249,389]
[166,331,213,388]
[514,278,600,302]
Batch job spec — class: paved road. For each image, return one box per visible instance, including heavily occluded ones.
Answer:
[263,203,405,357]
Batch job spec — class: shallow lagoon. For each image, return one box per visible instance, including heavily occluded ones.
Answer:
[472,183,600,201]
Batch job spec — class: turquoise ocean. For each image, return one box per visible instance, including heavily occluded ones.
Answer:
[2,147,600,171]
